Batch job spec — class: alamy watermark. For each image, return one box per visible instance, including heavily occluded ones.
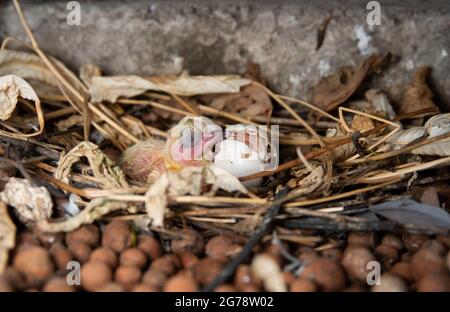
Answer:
[66,1,81,26]
[367,1,382,26]
[66,260,81,286]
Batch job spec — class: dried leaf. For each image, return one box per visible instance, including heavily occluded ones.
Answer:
[325,128,355,161]
[0,74,44,139]
[251,254,287,292]
[79,64,102,86]
[347,89,397,127]
[0,202,16,274]
[388,113,450,156]
[397,66,440,118]
[313,54,387,112]
[0,49,85,98]
[38,198,129,233]
[145,166,248,227]
[55,114,84,131]
[288,164,325,196]
[364,89,397,120]
[205,84,272,117]
[89,71,251,102]
[369,199,450,231]
[0,178,52,225]
[55,142,129,189]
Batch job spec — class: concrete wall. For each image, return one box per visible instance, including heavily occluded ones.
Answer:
[1,0,449,109]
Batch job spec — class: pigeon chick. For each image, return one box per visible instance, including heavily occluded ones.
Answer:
[119,116,222,184]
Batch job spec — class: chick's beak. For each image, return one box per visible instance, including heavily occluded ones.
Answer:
[165,120,223,169]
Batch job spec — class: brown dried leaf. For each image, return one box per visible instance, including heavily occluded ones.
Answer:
[0,178,52,225]
[289,164,325,197]
[205,84,272,117]
[348,89,397,120]
[55,142,129,189]
[145,166,248,227]
[79,64,102,86]
[0,74,45,139]
[397,66,440,117]
[312,54,387,112]
[55,114,84,131]
[0,202,16,274]
[89,71,251,102]
[37,198,129,233]
[325,128,355,161]
[0,49,85,99]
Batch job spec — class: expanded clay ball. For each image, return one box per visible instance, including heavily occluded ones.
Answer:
[43,277,75,292]
[164,271,199,292]
[137,235,161,260]
[67,241,92,263]
[290,278,318,292]
[389,262,413,282]
[50,242,73,271]
[343,284,366,292]
[132,283,158,292]
[194,258,225,286]
[205,235,241,260]
[411,247,447,280]
[16,232,40,248]
[115,266,142,290]
[142,269,167,290]
[90,247,118,268]
[417,274,450,292]
[0,278,13,292]
[0,267,26,290]
[447,250,450,272]
[321,248,343,262]
[342,245,376,282]
[102,220,132,253]
[120,248,147,269]
[371,273,407,292]
[97,282,123,292]
[297,247,319,264]
[436,233,450,248]
[65,224,100,247]
[179,252,199,270]
[419,239,447,255]
[283,271,295,286]
[300,258,346,291]
[347,231,377,249]
[381,234,404,251]
[233,264,262,291]
[13,246,54,283]
[215,284,237,292]
[402,233,429,252]
[171,229,205,256]
[81,261,112,291]
[150,254,180,276]
[264,243,286,266]
[374,244,399,268]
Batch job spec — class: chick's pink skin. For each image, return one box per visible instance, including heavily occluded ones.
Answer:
[165,116,222,168]
[168,128,222,167]
[119,117,223,183]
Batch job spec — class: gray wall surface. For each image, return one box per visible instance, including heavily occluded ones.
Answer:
[1,0,449,109]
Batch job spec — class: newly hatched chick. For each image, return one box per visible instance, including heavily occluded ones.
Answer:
[119,116,277,185]
[119,116,222,184]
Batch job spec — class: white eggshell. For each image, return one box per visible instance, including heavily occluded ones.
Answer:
[213,140,265,178]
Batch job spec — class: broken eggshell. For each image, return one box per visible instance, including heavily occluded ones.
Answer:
[213,124,277,186]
